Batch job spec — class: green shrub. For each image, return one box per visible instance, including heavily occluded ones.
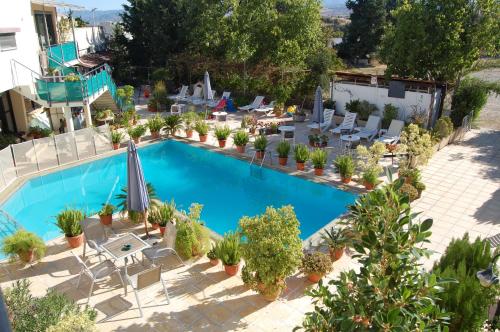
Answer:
[233,130,249,146]
[163,114,182,136]
[334,155,355,179]
[345,99,361,113]
[239,206,303,296]
[451,78,492,127]
[357,100,378,121]
[294,144,310,163]
[399,183,419,202]
[55,208,84,237]
[433,116,454,139]
[175,203,209,259]
[310,149,328,169]
[301,252,332,275]
[215,231,241,266]
[214,125,231,140]
[253,135,267,151]
[127,125,146,139]
[0,133,18,150]
[194,120,209,136]
[276,141,291,158]
[382,104,399,129]
[398,124,434,168]
[433,234,498,332]
[4,279,97,332]
[2,230,46,261]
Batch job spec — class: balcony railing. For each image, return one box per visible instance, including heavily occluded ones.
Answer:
[46,41,78,67]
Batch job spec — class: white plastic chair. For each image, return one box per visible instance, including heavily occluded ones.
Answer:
[377,119,405,144]
[142,221,185,267]
[207,91,231,108]
[126,265,170,317]
[354,115,381,141]
[307,109,335,131]
[73,251,125,303]
[80,217,120,260]
[238,96,264,112]
[330,111,358,134]
[169,85,188,102]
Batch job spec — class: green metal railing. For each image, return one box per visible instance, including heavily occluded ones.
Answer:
[46,42,78,76]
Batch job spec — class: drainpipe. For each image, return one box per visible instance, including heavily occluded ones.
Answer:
[42,1,50,48]
[69,10,78,59]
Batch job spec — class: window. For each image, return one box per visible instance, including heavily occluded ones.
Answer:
[0,33,17,51]
[34,13,56,48]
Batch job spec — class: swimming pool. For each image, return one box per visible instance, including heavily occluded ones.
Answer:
[0,140,356,244]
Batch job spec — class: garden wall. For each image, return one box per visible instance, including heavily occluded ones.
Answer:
[332,82,442,126]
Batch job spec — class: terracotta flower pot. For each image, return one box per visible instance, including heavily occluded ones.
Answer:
[113,143,119,150]
[209,258,219,266]
[218,139,227,148]
[262,287,282,302]
[256,151,265,159]
[224,263,240,276]
[151,223,159,230]
[19,249,34,263]
[236,145,246,153]
[199,135,207,142]
[66,233,84,248]
[314,168,324,176]
[186,130,193,138]
[151,131,160,139]
[99,214,112,226]
[278,157,288,166]
[329,247,345,262]
[307,272,324,283]
[144,90,150,98]
[249,128,256,135]
[147,105,157,113]
[341,176,351,184]
[159,226,166,236]
[296,162,305,171]
[133,137,140,144]
[364,182,375,190]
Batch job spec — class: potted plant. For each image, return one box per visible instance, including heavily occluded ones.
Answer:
[182,111,198,138]
[1,230,46,263]
[147,211,160,230]
[55,208,85,248]
[321,227,348,262]
[334,155,355,183]
[147,97,158,113]
[111,131,123,150]
[301,252,332,283]
[240,206,302,301]
[253,135,267,159]
[361,166,380,190]
[127,125,146,144]
[147,114,164,139]
[95,109,114,123]
[308,134,329,148]
[276,141,291,166]
[233,130,249,153]
[163,114,183,137]
[294,144,310,171]
[310,149,328,176]
[194,120,209,142]
[98,204,115,226]
[215,231,241,276]
[151,200,176,235]
[214,125,232,148]
[207,242,220,266]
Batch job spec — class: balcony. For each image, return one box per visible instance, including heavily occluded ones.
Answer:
[46,41,78,69]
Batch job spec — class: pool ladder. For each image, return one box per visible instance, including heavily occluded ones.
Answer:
[0,210,21,238]
[250,151,272,168]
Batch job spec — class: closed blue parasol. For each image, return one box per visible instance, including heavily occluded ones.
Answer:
[127,140,150,235]
[311,86,324,131]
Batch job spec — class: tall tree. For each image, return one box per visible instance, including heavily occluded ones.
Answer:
[338,0,387,62]
[380,0,500,82]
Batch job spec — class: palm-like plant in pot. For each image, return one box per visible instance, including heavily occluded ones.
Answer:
[111,131,123,150]
[239,206,302,301]
[1,230,46,263]
[206,242,220,266]
[294,144,310,171]
[127,125,146,144]
[182,111,198,138]
[310,148,328,176]
[194,120,209,142]
[301,251,332,283]
[334,155,355,183]
[215,231,241,276]
[115,182,159,222]
[276,141,291,166]
[361,165,381,190]
[253,135,267,159]
[147,114,164,139]
[233,130,249,153]
[163,114,183,137]
[150,200,176,235]
[98,204,115,226]
[321,226,348,262]
[55,208,85,248]
[214,125,232,148]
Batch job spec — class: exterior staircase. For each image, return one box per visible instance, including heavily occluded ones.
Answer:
[92,90,119,111]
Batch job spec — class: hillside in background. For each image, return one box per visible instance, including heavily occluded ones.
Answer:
[72,10,123,24]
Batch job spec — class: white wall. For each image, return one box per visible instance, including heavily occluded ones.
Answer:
[72,26,106,55]
[332,82,438,123]
[0,0,42,93]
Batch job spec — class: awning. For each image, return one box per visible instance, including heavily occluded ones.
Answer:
[75,52,111,69]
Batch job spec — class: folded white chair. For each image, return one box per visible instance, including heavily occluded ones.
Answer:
[377,119,405,144]
[188,86,204,105]
[330,111,357,134]
[168,85,188,102]
[307,109,335,131]
[355,115,381,141]
[253,100,277,117]
[238,96,264,112]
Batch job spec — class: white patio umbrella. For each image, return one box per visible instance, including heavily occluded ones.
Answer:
[311,86,324,132]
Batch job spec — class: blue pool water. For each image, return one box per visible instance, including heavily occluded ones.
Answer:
[1,140,356,243]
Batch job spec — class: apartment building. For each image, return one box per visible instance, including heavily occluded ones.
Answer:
[0,0,120,139]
